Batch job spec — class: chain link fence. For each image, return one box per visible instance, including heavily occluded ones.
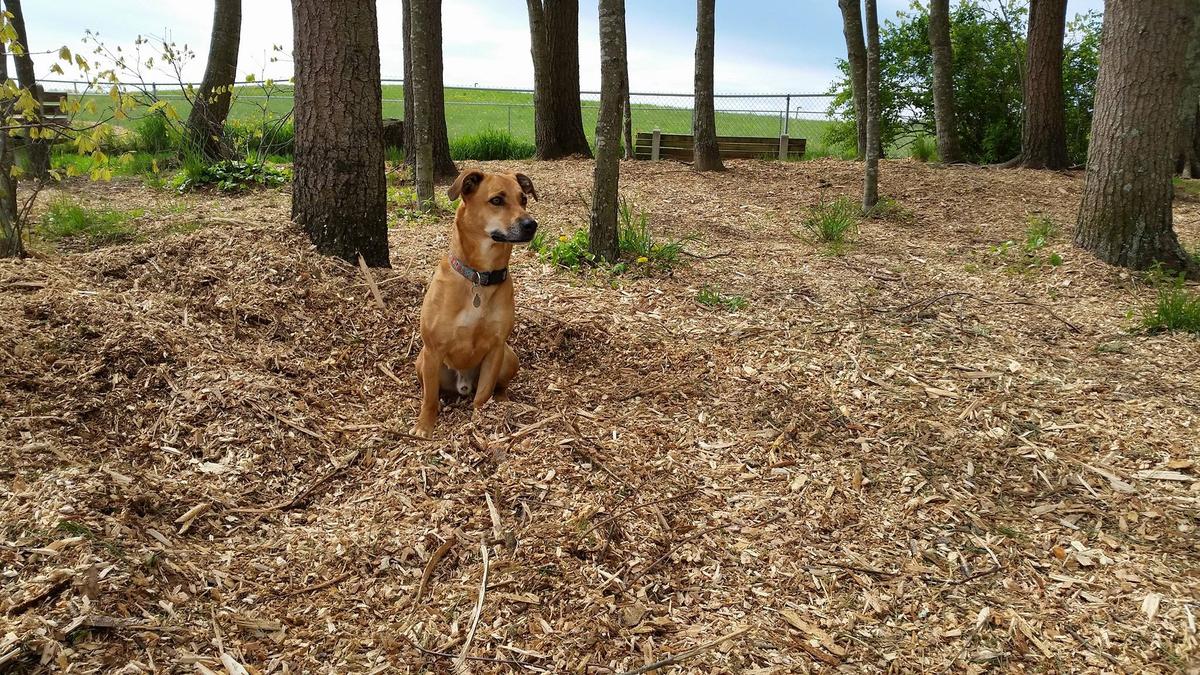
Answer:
[43,78,838,147]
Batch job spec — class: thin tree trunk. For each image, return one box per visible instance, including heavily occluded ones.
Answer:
[0,37,21,258]
[837,0,869,161]
[1006,0,1069,169]
[185,0,241,160]
[692,0,723,172]
[402,0,455,178]
[409,0,436,210]
[928,0,962,163]
[291,0,389,266]
[590,0,626,262]
[863,0,881,211]
[527,0,592,159]
[5,0,47,178]
[621,35,634,160]
[1175,16,1200,177]
[1074,0,1197,276]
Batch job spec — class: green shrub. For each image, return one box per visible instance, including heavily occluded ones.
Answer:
[171,159,290,193]
[696,285,747,310]
[39,198,140,245]
[910,135,937,162]
[992,216,1064,270]
[801,196,859,252]
[227,118,295,158]
[133,113,179,153]
[1023,216,1058,253]
[450,129,535,161]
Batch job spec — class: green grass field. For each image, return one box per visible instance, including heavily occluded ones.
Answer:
[70,84,836,149]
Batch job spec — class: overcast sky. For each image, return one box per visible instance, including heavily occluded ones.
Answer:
[24,0,1105,94]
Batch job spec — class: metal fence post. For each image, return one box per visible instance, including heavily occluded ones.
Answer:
[784,95,791,136]
[651,128,661,161]
[507,105,512,135]
[778,133,789,161]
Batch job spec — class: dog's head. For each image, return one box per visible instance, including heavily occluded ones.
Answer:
[448,170,539,244]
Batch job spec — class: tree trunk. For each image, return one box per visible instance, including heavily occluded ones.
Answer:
[0,37,21,258]
[590,0,626,262]
[928,0,962,163]
[863,0,881,211]
[837,0,869,161]
[5,0,47,178]
[1007,0,1069,169]
[291,0,389,267]
[402,0,456,178]
[1175,16,1200,178]
[402,0,414,160]
[409,0,437,210]
[185,0,241,160]
[527,0,593,159]
[621,33,633,160]
[692,0,723,172]
[1074,0,1197,276]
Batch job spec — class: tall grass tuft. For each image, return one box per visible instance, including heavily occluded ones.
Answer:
[133,113,178,154]
[800,196,859,252]
[910,135,937,162]
[450,129,535,161]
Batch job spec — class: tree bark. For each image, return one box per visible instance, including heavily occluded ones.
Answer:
[863,0,881,211]
[621,34,634,160]
[402,0,456,178]
[1175,15,1200,178]
[0,37,21,258]
[409,0,437,210]
[1006,0,1069,169]
[692,0,724,171]
[527,0,593,159]
[590,0,626,262]
[928,0,962,163]
[185,0,241,160]
[291,0,389,267]
[5,0,47,178]
[1074,0,1197,275]
[837,0,869,161]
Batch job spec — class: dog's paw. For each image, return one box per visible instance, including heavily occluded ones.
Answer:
[409,423,433,440]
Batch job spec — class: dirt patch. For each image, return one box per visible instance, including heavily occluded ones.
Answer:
[2,159,1198,672]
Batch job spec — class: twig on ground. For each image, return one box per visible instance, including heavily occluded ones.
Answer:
[681,250,734,260]
[883,291,1081,332]
[575,491,698,548]
[614,625,755,675]
[454,542,490,674]
[415,535,457,603]
[629,513,785,585]
[232,450,360,513]
[283,570,354,597]
[357,254,386,310]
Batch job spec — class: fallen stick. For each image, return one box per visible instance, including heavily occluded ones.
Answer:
[283,570,354,597]
[232,450,360,514]
[454,542,491,674]
[575,491,698,548]
[614,625,754,675]
[415,535,457,603]
[358,254,387,310]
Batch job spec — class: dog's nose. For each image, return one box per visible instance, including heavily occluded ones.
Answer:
[518,216,538,235]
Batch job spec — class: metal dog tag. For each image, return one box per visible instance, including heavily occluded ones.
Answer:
[473,294,481,308]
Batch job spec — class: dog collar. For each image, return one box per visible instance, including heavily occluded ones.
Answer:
[449,255,508,286]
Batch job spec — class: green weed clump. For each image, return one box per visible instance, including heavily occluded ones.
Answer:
[910,135,937,162]
[532,198,688,274]
[1141,269,1200,334]
[450,129,535,161]
[171,159,290,193]
[992,215,1064,270]
[800,196,859,253]
[696,285,747,310]
[39,198,140,245]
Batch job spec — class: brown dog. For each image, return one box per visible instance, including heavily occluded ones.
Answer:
[410,170,539,438]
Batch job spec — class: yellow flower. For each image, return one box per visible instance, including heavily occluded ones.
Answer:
[637,256,649,264]
[559,235,568,242]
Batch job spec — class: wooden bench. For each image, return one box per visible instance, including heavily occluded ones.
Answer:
[634,130,806,161]
[11,86,69,146]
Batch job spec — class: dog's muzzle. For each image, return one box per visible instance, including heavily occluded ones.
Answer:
[491,216,538,243]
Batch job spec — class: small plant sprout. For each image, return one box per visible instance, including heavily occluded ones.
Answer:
[696,285,748,310]
[800,196,859,253]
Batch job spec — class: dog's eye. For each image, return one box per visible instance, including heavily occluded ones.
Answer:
[489,196,504,206]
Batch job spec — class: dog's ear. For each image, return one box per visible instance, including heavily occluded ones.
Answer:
[514,173,539,202]
[448,170,485,201]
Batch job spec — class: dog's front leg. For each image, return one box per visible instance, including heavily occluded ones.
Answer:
[472,345,505,410]
[412,346,442,439]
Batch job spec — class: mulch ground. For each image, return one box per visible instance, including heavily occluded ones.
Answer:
[1,158,1198,674]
